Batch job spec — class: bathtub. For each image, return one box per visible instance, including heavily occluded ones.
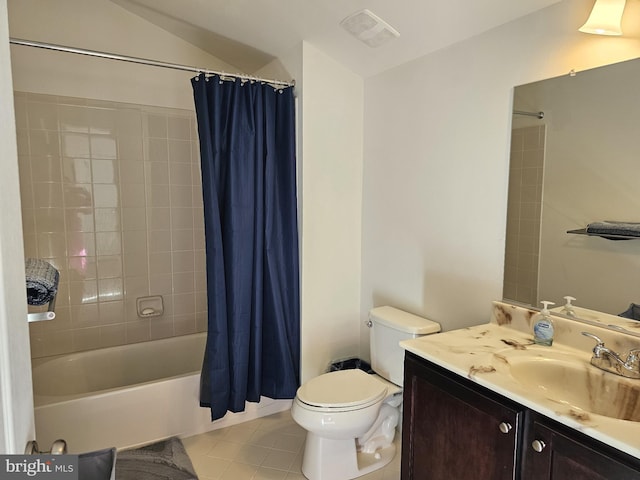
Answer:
[31,333,292,453]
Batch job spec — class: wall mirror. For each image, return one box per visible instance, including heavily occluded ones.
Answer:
[503,56,640,333]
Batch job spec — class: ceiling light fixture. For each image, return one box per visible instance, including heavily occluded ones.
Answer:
[579,0,626,35]
[340,9,400,48]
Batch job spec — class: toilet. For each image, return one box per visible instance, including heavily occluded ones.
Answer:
[291,306,441,480]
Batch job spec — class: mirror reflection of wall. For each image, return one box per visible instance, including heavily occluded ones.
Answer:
[503,124,545,307]
[505,57,640,316]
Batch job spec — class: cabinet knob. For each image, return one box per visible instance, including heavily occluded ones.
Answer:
[498,422,512,434]
[531,440,546,453]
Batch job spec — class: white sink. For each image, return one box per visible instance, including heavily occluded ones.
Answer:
[504,351,640,422]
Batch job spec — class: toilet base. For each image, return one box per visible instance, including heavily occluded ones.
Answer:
[301,432,396,480]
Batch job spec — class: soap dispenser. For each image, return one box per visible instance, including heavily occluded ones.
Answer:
[533,301,555,346]
[561,296,576,317]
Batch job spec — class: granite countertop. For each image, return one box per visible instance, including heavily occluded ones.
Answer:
[400,301,640,459]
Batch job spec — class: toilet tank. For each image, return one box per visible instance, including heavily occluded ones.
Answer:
[369,306,441,386]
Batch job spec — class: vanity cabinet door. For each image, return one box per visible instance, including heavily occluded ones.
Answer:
[401,353,522,480]
[522,413,640,480]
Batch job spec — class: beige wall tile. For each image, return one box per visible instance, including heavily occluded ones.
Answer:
[96,231,122,256]
[63,158,92,184]
[116,109,142,137]
[37,232,67,258]
[68,256,97,281]
[92,159,118,184]
[20,93,207,358]
[171,207,194,230]
[69,280,98,305]
[99,324,126,348]
[122,207,147,231]
[65,207,94,232]
[120,161,145,184]
[73,327,100,352]
[147,138,169,162]
[169,139,191,163]
[168,116,191,140]
[95,208,121,232]
[30,156,62,183]
[118,135,144,160]
[35,207,65,233]
[90,135,117,159]
[27,101,58,131]
[63,183,93,208]
[146,114,168,138]
[98,278,124,302]
[173,272,195,294]
[147,186,170,208]
[59,105,89,133]
[34,183,63,208]
[149,315,174,340]
[125,319,150,343]
[149,274,172,296]
[99,300,125,325]
[89,108,117,135]
[30,130,61,157]
[97,255,123,279]
[93,184,120,208]
[149,230,172,253]
[61,132,90,158]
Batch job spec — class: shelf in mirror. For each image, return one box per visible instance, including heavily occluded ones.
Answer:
[567,228,640,241]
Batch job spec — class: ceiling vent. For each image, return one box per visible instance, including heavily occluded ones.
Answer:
[340,9,400,48]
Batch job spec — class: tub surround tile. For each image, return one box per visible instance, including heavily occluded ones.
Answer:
[99,323,126,348]
[72,327,101,352]
[90,135,117,159]
[174,314,196,336]
[61,132,90,158]
[125,319,151,343]
[92,159,118,184]
[35,208,66,233]
[19,92,205,359]
[118,135,144,160]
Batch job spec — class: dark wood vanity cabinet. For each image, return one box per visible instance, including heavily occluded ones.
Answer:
[401,352,523,479]
[402,352,640,480]
[522,412,640,480]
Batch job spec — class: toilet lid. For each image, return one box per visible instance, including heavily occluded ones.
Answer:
[296,369,388,409]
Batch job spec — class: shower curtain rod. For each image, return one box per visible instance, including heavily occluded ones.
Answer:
[513,109,544,119]
[9,37,295,88]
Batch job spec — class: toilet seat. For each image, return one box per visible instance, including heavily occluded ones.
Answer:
[296,369,388,411]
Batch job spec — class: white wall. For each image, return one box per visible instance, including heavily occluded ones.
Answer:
[0,0,34,453]
[298,43,364,381]
[360,0,640,349]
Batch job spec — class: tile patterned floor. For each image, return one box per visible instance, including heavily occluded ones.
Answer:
[182,410,401,480]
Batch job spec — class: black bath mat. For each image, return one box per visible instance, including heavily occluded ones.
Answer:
[115,437,198,480]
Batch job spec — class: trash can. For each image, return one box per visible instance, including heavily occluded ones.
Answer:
[328,357,373,374]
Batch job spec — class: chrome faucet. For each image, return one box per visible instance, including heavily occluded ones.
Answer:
[581,332,640,379]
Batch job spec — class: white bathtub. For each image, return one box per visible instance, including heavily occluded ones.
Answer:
[31,333,292,453]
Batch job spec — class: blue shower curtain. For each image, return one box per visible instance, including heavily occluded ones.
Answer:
[191,74,300,421]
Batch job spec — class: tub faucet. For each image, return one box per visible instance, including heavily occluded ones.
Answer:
[581,332,640,379]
